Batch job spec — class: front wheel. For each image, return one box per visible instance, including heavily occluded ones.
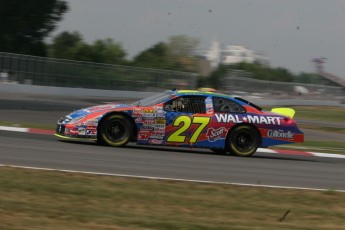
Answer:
[98,114,133,147]
[227,125,260,157]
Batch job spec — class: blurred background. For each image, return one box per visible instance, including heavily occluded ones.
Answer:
[0,0,344,103]
[0,0,344,148]
[1,2,345,229]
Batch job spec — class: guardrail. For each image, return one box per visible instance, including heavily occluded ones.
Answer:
[0,52,197,91]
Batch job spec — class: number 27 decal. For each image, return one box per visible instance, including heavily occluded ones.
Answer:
[167,116,211,143]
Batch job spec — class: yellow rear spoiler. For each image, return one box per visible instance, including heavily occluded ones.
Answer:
[271,108,295,118]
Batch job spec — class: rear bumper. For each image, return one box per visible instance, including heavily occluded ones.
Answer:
[260,127,304,147]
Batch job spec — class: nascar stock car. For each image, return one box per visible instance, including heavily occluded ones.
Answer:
[55,89,304,157]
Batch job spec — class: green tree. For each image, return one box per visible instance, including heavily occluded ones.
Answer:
[166,35,200,72]
[48,31,83,59]
[0,0,68,56]
[132,35,200,72]
[201,64,228,88]
[49,32,127,64]
[167,35,200,57]
[132,42,172,69]
[231,62,294,82]
[91,38,126,64]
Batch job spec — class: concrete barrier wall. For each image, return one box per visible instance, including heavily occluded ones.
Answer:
[0,83,343,107]
[0,83,155,99]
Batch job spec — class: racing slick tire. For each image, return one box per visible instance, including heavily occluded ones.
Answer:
[227,125,260,157]
[98,113,133,147]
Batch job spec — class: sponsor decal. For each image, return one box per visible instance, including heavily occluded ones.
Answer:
[215,114,281,125]
[86,105,120,113]
[156,109,166,115]
[142,109,154,113]
[206,108,214,114]
[205,97,213,114]
[135,117,143,123]
[132,111,143,117]
[78,128,86,135]
[85,120,98,126]
[155,118,166,124]
[138,133,150,140]
[267,130,295,139]
[149,139,163,144]
[149,135,164,139]
[142,113,154,118]
[155,113,165,118]
[139,130,150,133]
[206,127,226,142]
[149,131,165,139]
[151,131,165,135]
[142,119,155,125]
[141,125,154,131]
[86,130,96,135]
[68,128,79,135]
[153,128,165,132]
[154,124,165,129]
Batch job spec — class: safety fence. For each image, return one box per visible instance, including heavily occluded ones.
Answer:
[1,52,343,101]
[0,52,197,91]
[221,76,344,101]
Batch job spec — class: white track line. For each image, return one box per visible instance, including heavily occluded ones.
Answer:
[310,152,345,159]
[256,148,277,154]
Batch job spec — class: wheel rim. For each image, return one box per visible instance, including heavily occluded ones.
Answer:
[233,130,254,152]
[105,120,126,142]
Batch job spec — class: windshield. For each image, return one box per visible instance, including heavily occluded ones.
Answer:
[132,91,173,106]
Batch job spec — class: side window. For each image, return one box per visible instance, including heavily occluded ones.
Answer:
[164,96,206,114]
[213,97,246,113]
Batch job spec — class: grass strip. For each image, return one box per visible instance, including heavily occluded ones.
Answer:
[292,106,345,123]
[299,124,345,134]
[0,167,345,230]
[276,141,345,154]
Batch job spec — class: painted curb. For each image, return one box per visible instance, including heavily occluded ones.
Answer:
[0,126,55,135]
[1,125,344,159]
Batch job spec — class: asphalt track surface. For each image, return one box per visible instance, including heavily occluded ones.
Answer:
[1,130,345,191]
[1,94,345,191]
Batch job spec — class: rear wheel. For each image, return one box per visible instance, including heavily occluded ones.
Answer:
[98,114,132,147]
[227,125,260,157]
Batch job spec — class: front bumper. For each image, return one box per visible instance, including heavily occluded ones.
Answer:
[55,122,97,140]
[56,123,65,136]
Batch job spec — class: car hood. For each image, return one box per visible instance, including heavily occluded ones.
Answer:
[67,103,132,119]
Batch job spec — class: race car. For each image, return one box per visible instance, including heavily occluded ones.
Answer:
[55,89,304,157]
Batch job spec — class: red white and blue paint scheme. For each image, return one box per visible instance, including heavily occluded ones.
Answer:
[55,90,304,157]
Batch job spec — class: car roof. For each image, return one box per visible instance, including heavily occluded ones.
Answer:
[175,90,232,99]
[173,90,262,111]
